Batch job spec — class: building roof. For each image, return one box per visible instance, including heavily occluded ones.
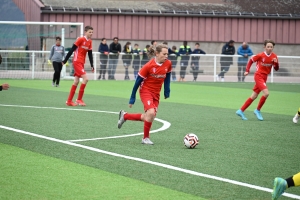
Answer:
[39,0,300,17]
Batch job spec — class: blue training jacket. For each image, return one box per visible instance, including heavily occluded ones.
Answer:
[237,45,253,64]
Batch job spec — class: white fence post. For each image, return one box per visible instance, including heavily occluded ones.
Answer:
[61,28,66,78]
[271,67,274,83]
[31,52,35,79]
[94,52,97,80]
[213,55,217,82]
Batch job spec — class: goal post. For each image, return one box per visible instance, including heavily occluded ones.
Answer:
[0,21,83,79]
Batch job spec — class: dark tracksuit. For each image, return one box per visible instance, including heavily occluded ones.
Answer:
[141,48,149,67]
[98,43,109,80]
[122,47,133,80]
[49,45,65,85]
[178,45,192,79]
[108,42,122,80]
[132,48,141,80]
[191,49,206,81]
[168,48,178,81]
[219,43,235,78]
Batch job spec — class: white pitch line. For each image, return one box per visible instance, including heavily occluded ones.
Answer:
[1,125,300,199]
[0,104,171,142]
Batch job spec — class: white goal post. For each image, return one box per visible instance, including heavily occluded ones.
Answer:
[0,21,84,78]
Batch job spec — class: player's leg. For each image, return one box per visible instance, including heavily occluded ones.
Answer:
[56,62,63,86]
[76,73,88,106]
[52,62,58,86]
[292,107,300,123]
[236,87,259,120]
[254,75,268,120]
[272,172,300,200]
[141,108,156,145]
[66,75,79,106]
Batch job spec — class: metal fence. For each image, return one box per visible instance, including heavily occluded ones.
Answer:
[0,50,299,83]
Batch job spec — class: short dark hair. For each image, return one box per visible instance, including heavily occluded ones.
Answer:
[264,39,275,47]
[172,46,176,50]
[56,36,61,41]
[195,43,200,46]
[229,40,235,43]
[101,38,106,41]
[162,41,168,45]
[134,44,138,46]
[84,26,93,32]
[146,44,150,48]
[113,37,119,40]
[151,40,156,45]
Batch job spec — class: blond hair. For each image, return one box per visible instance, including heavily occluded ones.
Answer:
[147,44,168,58]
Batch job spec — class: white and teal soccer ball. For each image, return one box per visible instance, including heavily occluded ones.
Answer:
[183,133,199,149]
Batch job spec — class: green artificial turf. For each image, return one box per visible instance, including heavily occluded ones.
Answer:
[0,79,299,200]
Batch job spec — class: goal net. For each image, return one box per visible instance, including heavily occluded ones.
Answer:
[0,21,82,79]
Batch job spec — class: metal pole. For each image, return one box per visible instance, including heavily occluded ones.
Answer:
[93,52,97,80]
[61,28,66,78]
[213,55,217,82]
[32,52,35,79]
[271,67,274,83]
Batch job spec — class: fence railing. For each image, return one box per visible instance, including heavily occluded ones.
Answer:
[0,50,299,83]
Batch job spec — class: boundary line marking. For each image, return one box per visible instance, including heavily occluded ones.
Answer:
[0,104,171,141]
[1,124,300,199]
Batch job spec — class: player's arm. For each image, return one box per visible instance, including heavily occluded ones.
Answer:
[62,44,77,64]
[129,75,144,106]
[245,55,258,75]
[164,72,171,99]
[273,58,279,71]
[88,50,94,71]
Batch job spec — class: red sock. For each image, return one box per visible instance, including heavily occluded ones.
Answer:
[144,121,152,139]
[77,83,86,100]
[257,96,267,111]
[124,113,142,121]
[67,85,77,102]
[241,98,254,112]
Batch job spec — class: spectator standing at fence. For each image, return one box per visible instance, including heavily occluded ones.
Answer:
[141,45,150,67]
[217,40,235,82]
[151,40,157,48]
[62,25,94,106]
[178,41,192,81]
[168,45,178,81]
[98,38,109,80]
[122,42,133,80]
[191,43,206,81]
[108,37,121,80]
[237,42,253,82]
[132,44,142,80]
[236,39,279,121]
[48,36,65,87]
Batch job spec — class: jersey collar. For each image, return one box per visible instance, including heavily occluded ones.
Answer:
[264,52,273,57]
[155,57,163,66]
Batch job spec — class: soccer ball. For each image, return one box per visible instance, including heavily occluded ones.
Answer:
[183,133,199,149]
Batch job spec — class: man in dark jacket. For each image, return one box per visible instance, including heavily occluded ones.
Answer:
[191,43,206,81]
[218,40,235,82]
[178,41,192,81]
[168,46,178,81]
[98,38,109,80]
[108,37,121,80]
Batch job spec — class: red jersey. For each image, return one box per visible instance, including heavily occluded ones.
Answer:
[138,58,172,95]
[246,52,279,75]
[73,36,92,64]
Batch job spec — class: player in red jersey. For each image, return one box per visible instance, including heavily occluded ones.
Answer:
[117,44,172,145]
[236,39,279,120]
[62,26,94,106]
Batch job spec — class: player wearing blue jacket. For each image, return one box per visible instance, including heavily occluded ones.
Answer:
[237,42,253,82]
